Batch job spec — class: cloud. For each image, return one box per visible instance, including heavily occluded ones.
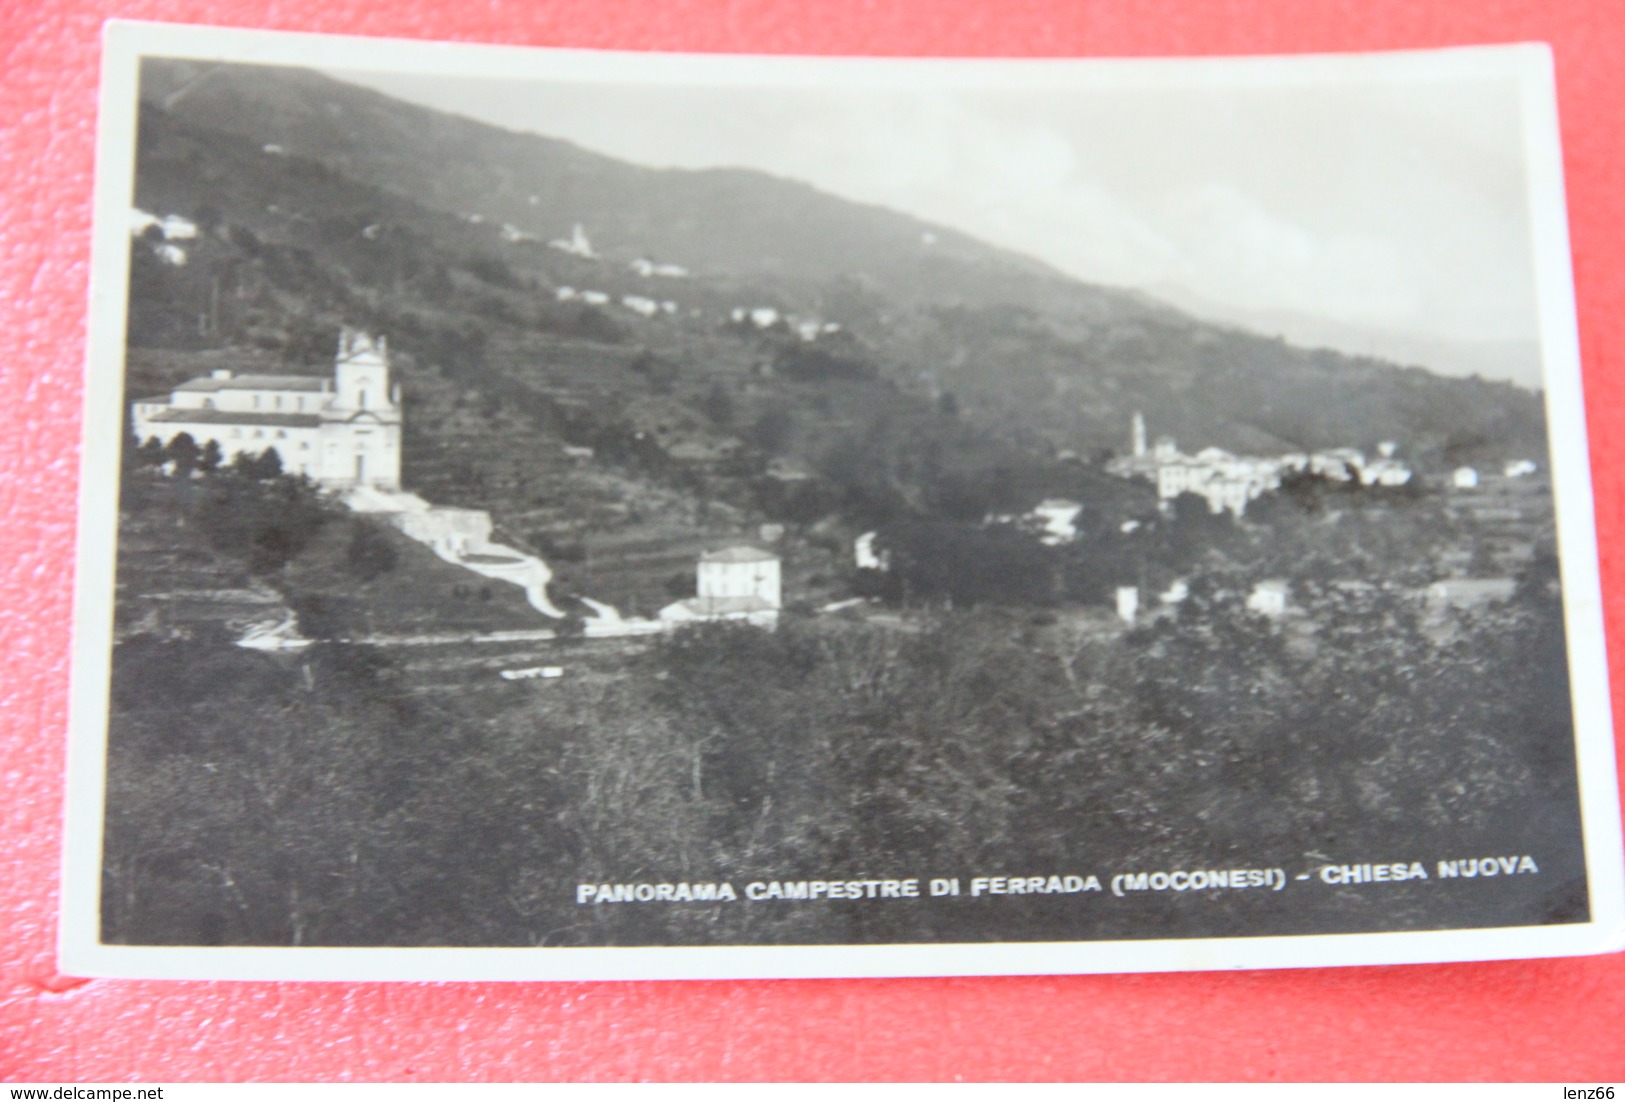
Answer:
[1152,182,1421,326]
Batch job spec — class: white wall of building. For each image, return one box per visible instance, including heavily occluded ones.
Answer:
[698,554,782,608]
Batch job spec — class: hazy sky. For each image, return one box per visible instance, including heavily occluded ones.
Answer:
[336,65,1541,355]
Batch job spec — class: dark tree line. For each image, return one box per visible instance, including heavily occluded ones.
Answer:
[103,565,1585,947]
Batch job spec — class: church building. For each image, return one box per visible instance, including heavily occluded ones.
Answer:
[131,329,402,491]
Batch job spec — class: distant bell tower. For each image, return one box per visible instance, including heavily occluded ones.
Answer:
[1132,411,1147,458]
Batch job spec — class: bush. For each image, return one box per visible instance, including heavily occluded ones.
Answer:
[345,520,400,582]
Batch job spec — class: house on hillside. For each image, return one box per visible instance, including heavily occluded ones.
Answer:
[855,531,888,571]
[131,328,402,491]
[659,546,782,627]
[1360,458,1414,487]
[1246,579,1291,617]
[1030,499,1083,545]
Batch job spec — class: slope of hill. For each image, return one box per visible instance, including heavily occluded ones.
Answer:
[139,59,1124,317]
[127,58,1552,501]
[1144,281,1546,389]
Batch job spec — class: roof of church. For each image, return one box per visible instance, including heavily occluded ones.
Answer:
[700,546,778,564]
[146,410,322,428]
[174,375,328,393]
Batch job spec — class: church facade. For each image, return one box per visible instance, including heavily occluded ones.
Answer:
[131,329,402,491]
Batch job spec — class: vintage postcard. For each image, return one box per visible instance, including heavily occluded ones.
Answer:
[60,21,1624,979]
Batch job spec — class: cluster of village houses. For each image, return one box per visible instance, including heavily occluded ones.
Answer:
[125,207,806,641]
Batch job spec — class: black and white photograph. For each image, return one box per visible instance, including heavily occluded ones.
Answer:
[60,24,1624,980]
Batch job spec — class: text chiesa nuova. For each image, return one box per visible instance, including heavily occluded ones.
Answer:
[576,855,1540,904]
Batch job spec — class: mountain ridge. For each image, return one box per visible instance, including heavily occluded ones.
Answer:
[128,57,1551,475]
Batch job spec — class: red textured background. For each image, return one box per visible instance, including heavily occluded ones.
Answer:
[3,0,1624,1082]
